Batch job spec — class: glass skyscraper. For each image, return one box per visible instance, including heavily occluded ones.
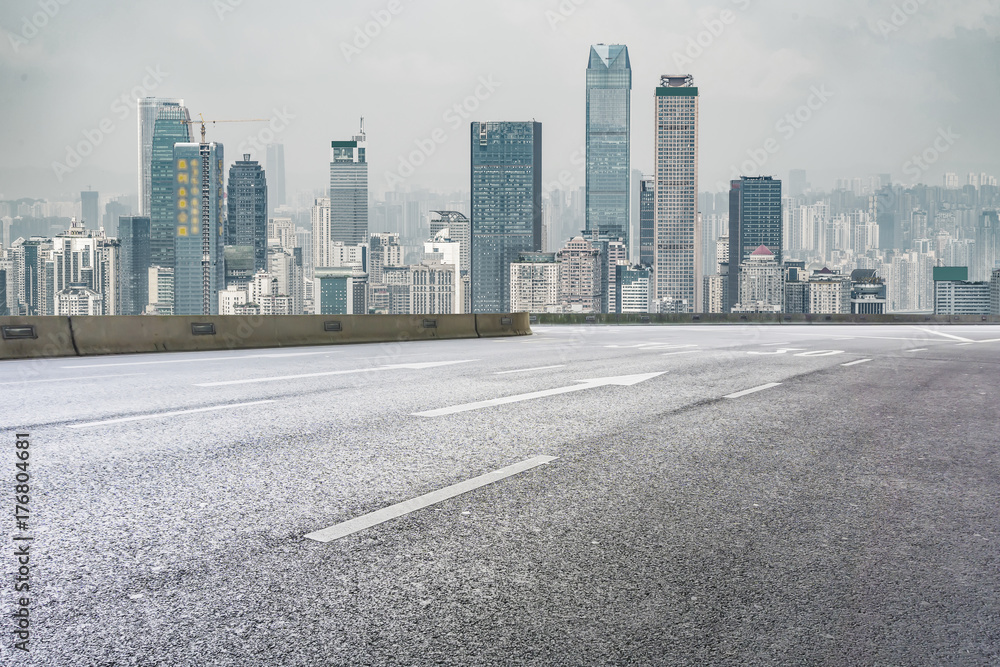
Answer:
[172,142,224,315]
[728,176,783,310]
[470,121,542,313]
[329,123,368,246]
[586,44,631,247]
[654,75,700,313]
[138,97,188,217]
[150,102,194,269]
[265,143,286,211]
[117,216,151,316]
[639,176,655,266]
[226,154,268,272]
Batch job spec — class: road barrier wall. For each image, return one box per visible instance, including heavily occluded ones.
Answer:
[0,313,527,361]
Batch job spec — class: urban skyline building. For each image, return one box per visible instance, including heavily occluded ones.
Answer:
[81,189,99,230]
[329,121,369,246]
[138,97,187,217]
[470,121,543,313]
[149,101,194,268]
[639,176,655,266]
[729,176,783,310]
[117,216,151,316]
[585,44,632,247]
[653,74,700,313]
[226,154,268,272]
[265,143,286,211]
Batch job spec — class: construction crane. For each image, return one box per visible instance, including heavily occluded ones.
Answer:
[182,113,269,143]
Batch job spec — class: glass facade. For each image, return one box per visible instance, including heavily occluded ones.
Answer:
[329,130,368,246]
[586,44,631,247]
[639,176,655,266]
[470,121,542,313]
[728,176,783,310]
[150,103,194,268]
[117,216,151,316]
[173,142,225,315]
[226,155,268,272]
[138,97,186,217]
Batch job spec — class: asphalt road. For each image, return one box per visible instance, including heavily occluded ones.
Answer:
[2,324,999,665]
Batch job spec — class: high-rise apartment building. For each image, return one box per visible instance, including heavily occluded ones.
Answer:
[509,252,560,313]
[653,75,700,313]
[470,121,542,313]
[729,176,782,310]
[172,141,225,315]
[138,97,188,216]
[265,143,286,211]
[329,122,368,246]
[586,44,631,246]
[227,154,268,272]
[149,102,194,267]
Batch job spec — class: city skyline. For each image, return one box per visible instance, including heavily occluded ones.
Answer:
[1,1,998,201]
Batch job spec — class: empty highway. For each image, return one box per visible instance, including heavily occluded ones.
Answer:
[2,324,999,665]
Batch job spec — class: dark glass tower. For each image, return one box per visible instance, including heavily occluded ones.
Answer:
[173,142,225,315]
[586,44,631,247]
[265,143,286,211]
[117,216,151,316]
[639,176,655,266]
[470,121,542,313]
[728,176,783,310]
[150,102,194,268]
[226,154,268,272]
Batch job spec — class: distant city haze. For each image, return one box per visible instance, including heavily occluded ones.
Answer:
[1,0,998,200]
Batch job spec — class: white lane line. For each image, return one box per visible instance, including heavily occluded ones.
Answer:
[976,338,1000,343]
[0,373,146,386]
[304,456,558,543]
[661,350,699,357]
[841,359,872,367]
[67,400,275,429]
[60,350,432,369]
[905,348,928,352]
[414,373,664,417]
[916,327,974,343]
[957,342,975,346]
[194,360,476,387]
[724,383,783,399]
[761,342,792,346]
[495,365,565,375]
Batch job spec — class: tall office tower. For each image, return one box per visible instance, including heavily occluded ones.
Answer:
[470,121,542,313]
[138,97,187,216]
[728,176,782,310]
[586,44,631,247]
[265,143,286,211]
[639,176,655,265]
[430,210,471,275]
[81,189,99,229]
[150,102,194,268]
[329,121,368,245]
[172,141,225,315]
[227,154,268,272]
[788,169,808,199]
[117,216,151,315]
[653,75,700,313]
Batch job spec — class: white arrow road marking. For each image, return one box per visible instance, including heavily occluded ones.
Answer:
[724,383,782,399]
[495,365,565,374]
[193,360,477,387]
[916,327,974,343]
[747,348,806,355]
[68,400,276,429]
[304,455,559,542]
[413,372,665,417]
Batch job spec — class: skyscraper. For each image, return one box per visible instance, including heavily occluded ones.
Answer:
[138,97,187,216]
[639,176,655,266]
[586,44,631,247]
[81,189,99,229]
[470,121,542,313]
[149,102,194,268]
[728,176,782,310]
[265,143,286,211]
[117,216,151,316]
[653,75,700,313]
[329,121,368,246]
[226,154,268,272]
[172,141,225,315]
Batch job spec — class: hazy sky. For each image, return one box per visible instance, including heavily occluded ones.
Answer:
[1,0,998,202]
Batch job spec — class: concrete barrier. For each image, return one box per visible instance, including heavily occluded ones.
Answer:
[0,317,77,361]
[0,313,531,361]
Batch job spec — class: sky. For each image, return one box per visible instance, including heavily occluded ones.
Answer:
[1,0,998,203]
